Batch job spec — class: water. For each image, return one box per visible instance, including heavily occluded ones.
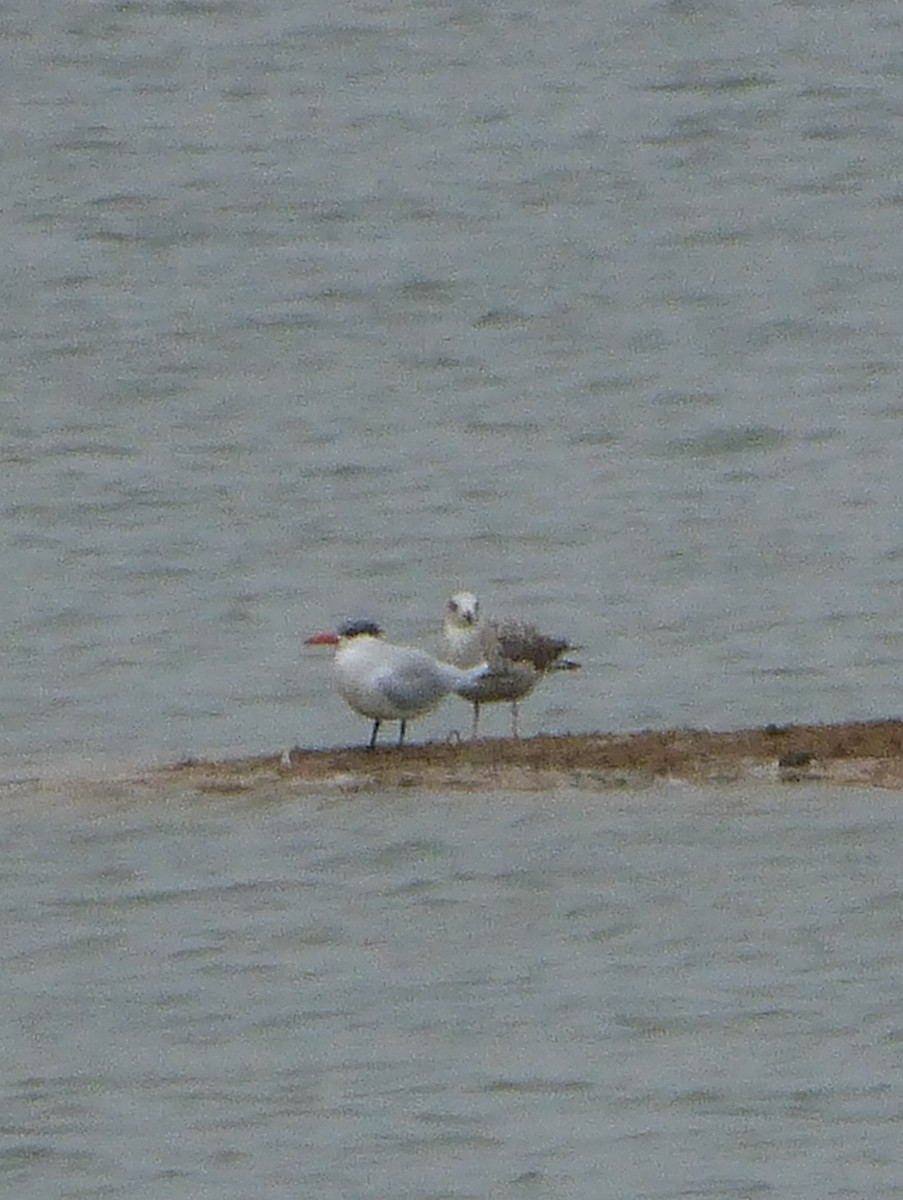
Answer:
[3,3,903,1194]
[2,781,902,1199]
[3,0,903,767]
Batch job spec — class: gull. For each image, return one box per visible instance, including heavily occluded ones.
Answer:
[305,619,492,749]
[442,590,581,738]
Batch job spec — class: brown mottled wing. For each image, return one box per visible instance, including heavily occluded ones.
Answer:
[485,617,576,672]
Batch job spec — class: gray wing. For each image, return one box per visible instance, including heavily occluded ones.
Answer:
[488,617,578,672]
[376,655,448,709]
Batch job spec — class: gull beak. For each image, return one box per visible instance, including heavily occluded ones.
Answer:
[304,631,339,646]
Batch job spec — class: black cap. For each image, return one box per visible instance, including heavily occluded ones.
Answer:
[337,619,382,639]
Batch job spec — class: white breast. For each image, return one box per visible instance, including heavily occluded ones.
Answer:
[335,636,462,721]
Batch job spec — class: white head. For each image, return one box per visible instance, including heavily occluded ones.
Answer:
[445,591,480,630]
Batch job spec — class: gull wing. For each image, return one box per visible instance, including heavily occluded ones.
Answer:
[488,617,576,672]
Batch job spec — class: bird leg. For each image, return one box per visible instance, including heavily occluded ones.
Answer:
[510,701,520,739]
[471,701,480,740]
[397,720,407,747]
[368,720,380,750]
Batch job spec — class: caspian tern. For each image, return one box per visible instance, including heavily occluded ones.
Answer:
[442,590,581,738]
[305,619,492,749]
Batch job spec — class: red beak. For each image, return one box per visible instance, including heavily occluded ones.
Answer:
[304,631,339,646]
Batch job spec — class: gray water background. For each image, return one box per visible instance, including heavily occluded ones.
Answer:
[4,0,903,767]
[4,780,903,1200]
[3,2,903,1197]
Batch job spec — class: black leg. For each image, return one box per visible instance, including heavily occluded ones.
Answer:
[397,720,406,747]
[368,720,380,750]
[471,702,480,740]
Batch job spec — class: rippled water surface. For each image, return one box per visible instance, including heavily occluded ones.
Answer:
[3,781,903,1200]
[3,3,903,1194]
[4,0,903,768]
